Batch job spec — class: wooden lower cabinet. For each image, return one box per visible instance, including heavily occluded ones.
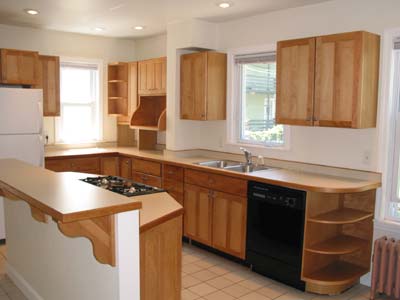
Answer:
[184,184,213,246]
[119,156,132,179]
[212,191,247,259]
[45,157,100,174]
[140,216,182,300]
[100,157,119,176]
[132,171,162,188]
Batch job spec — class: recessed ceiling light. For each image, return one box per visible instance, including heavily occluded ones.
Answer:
[134,25,145,30]
[24,9,39,15]
[94,27,105,32]
[218,2,232,8]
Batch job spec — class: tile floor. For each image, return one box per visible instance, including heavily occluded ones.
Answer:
[0,243,378,300]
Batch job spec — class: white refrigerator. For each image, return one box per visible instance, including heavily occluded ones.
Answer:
[0,87,44,240]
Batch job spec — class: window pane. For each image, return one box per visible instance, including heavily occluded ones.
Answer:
[240,62,284,145]
[60,105,97,143]
[61,66,94,103]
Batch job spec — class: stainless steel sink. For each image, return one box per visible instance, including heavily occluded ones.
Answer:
[194,160,270,173]
[195,160,242,168]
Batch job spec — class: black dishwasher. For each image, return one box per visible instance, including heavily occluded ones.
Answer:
[246,181,306,290]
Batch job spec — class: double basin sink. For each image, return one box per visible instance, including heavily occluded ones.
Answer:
[194,160,270,173]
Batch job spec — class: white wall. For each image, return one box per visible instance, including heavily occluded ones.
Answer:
[0,24,136,144]
[164,0,400,172]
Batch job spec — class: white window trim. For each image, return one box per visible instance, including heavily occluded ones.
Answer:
[55,56,104,144]
[226,43,290,150]
[376,27,400,226]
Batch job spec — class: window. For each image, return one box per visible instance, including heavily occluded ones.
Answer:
[387,41,400,221]
[233,52,284,146]
[56,61,101,144]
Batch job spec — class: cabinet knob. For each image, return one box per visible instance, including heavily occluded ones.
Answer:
[125,161,129,165]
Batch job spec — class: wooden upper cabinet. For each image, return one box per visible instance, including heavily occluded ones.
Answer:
[180,51,227,121]
[314,31,380,128]
[36,55,60,116]
[276,31,380,129]
[276,38,315,126]
[118,62,138,124]
[0,49,39,85]
[138,57,166,96]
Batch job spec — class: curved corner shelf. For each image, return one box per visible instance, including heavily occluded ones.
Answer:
[308,208,373,224]
[305,235,368,255]
[108,96,127,100]
[303,261,368,286]
[130,96,166,131]
[108,79,127,83]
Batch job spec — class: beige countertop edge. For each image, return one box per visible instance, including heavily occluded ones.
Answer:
[45,148,382,194]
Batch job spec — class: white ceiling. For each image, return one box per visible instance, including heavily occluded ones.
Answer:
[0,0,332,39]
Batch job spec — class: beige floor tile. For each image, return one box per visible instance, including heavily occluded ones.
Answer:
[195,259,217,269]
[207,265,231,276]
[192,270,219,281]
[257,284,290,299]
[182,289,201,300]
[239,291,272,300]
[222,271,253,283]
[188,283,218,297]
[204,290,236,300]
[222,283,252,297]
[183,263,205,274]
[183,254,203,265]
[239,277,271,291]
[206,276,234,289]
[275,292,314,300]
[183,275,202,289]
[0,247,6,260]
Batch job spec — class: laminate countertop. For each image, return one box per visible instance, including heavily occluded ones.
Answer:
[45,147,382,194]
[0,159,183,231]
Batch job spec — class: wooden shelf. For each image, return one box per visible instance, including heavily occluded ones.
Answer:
[303,261,368,286]
[108,80,127,83]
[306,235,368,255]
[130,96,166,131]
[308,208,373,224]
[109,97,126,100]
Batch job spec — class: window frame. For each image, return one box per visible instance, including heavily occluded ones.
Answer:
[55,57,103,145]
[226,44,290,150]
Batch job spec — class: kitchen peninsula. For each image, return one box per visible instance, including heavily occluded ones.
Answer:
[0,159,183,300]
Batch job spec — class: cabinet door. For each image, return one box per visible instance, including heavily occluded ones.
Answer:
[183,184,212,245]
[100,157,119,176]
[153,57,166,94]
[180,52,207,120]
[132,171,162,188]
[212,191,247,259]
[138,57,166,96]
[0,49,38,85]
[37,55,60,116]
[119,156,132,179]
[314,31,371,128]
[163,178,184,205]
[276,38,315,126]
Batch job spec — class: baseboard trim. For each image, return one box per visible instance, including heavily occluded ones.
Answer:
[6,262,44,300]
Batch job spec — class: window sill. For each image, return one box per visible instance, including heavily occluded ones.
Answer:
[374,218,400,235]
[225,141,290,152]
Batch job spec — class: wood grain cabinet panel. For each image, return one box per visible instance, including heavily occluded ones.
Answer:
[45,157,100,174]
[212,191,247,259]
[119,156,132,179]
[132,158,161,177]
[314,31,380,128]
[276,31,380,129]
[180,51,226,120]
[138,57,166,96]
[132,171,162,188]
[276,38,315,126]
[36,55,60,116]
[0,49,39,85]
[184,184,213,246]
[100,157,119,176]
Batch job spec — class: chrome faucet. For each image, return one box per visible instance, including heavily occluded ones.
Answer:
[240,147,253,167]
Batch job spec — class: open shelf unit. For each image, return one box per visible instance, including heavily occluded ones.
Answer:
[108,63,128,115]
[301,190,376,295]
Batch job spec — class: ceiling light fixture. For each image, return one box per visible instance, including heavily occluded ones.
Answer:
[218,2,232,8]
[24,9,39,15]
[134,26,145,30]
[94,27,105,32]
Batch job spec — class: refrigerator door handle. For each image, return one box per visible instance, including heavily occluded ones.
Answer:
[38,101,43,134]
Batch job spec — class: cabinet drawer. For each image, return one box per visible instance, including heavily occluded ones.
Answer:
[185,169,247,196]
[163,164,184,181]
[45,159,69,172]
[163,178,184,194]
[132,159,161,177]
[68,157,100,173]
[132,171,162,188]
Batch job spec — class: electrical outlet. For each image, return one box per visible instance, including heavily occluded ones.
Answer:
[362,150,371,165]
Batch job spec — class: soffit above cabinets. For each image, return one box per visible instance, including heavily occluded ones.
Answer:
[0,0,331,38]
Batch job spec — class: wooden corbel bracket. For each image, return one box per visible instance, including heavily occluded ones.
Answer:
[57,215,116,266]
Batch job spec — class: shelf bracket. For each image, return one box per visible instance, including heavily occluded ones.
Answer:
[57,215,116,267]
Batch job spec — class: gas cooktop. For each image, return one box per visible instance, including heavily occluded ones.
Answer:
[80,176,164,197]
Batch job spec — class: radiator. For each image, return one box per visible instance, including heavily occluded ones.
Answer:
[371,236,400,300]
